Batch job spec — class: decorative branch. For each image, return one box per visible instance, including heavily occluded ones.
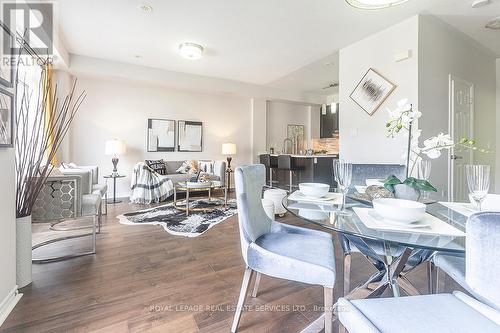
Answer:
[14,35,86,218]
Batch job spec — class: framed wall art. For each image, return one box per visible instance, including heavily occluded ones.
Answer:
[0,87,14,147]
[177,120,202,152]
[350,68,396,116]
[147,118,175,152]
[0,22,15,88]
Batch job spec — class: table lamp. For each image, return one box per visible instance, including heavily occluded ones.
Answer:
[221,143,237,170]
[105,139,126,175]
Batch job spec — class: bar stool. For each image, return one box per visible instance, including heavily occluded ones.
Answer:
[260,154,279,188]
[277,155,304,193]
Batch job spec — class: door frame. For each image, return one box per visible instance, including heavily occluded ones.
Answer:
[448,75,474,201]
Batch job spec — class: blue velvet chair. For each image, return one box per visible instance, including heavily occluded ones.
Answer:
[338,212,500,333]
[343,164,414,295]
[231,164,336,333]
[429,252,467,294]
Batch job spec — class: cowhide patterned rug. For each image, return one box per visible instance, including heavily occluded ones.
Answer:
[117,199,237,237]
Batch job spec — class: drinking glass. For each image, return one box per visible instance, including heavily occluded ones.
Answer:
[417,160,431,199]
[465,164,490,211]
[333,159,352,216]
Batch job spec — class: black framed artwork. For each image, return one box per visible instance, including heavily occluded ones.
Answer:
[177,120,203,152]
[147,118,175,152]
[0,22,15,88]
[350,68,396,116]
[0,87,14,147]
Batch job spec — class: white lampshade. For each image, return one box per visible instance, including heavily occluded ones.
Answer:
[105,139,126,155]
[221,143,237,155]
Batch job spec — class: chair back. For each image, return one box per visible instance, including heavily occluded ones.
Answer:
[278,155,292,170]
[350,164,406,187]
[466,212,500,310]
[234,164,272,263]
[260,154,271,168]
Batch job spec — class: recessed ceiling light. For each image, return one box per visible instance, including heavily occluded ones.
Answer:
[345,0,410,9]
[138,4,153,13]
[178,42,204,60]
[133,54,142,59]
[485,16,500,30]
[472,0,490,8]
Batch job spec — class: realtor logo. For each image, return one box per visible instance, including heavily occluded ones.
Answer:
[2,1,53,55]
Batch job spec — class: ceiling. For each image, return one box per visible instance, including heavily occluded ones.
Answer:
[57,0,500,87]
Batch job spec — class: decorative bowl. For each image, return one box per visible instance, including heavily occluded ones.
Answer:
[373,198,426,223]
[299,183,330,198]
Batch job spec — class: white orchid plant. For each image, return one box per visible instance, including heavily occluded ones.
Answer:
[384,99,482,193]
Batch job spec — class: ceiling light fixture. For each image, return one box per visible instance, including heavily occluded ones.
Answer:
[345,0,410,10]
[485,16,500,30]
[138,4,153,13]
[178,42,204,60]
[472,0,490,8]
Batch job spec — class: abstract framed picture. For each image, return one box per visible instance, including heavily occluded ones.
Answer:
[0,22,15,88]
[147,118,175,152]
[177,120,203,152]
[0,88,14,147]
[350,68,396,116]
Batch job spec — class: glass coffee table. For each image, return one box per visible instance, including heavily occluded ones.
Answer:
[173,180,228,216]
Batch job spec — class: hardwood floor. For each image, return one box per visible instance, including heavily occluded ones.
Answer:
[1,196,462,333]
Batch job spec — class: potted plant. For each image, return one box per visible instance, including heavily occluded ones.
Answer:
[384,99,484,201]
[14,49,85,287]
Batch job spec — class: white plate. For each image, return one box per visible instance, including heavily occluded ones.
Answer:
[367,210,429,228]
[288,191,343,205]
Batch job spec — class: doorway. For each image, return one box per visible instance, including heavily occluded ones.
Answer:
[448,75,474,202]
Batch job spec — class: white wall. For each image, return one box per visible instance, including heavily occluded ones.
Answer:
[67,75,253,197]
[419,15,497,199]
[339,16,419,164]
[497,59,500,193]
[265,101,313,152]
[251,98,267,163]
[0,149,18,325]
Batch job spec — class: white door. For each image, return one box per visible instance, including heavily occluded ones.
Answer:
[448,75,474,202]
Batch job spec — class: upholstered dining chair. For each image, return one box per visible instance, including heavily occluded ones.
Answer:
[342,163,425,296]
[338,212,500,333]
[231,164,336,333]
[428,252,466,294]
[429,195,500,294]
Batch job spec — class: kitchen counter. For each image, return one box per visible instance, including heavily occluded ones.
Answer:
[259,153,338,187]
[269,154,338,158]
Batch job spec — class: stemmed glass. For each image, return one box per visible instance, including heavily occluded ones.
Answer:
[417,160,431,200]
[465,164,490,211]
[333,159,352,216]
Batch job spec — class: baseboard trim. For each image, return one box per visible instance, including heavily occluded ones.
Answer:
[0,286,22,327]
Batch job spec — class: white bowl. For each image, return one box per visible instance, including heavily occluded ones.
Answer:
[299,183,330,198]
[373,198,426,223]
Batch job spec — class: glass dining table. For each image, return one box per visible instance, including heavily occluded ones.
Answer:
[283,196,468,333]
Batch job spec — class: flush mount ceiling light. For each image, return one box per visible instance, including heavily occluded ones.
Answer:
[345,0,410,9]
[138,4,153,13]
[178,42,204,60]
[485,16,500,30]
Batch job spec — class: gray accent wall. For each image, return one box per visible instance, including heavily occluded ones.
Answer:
[418,15,497,199]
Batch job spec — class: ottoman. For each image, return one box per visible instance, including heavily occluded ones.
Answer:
[263,188,287,216]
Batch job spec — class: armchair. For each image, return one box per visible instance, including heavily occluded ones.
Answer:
[32,170,102,263]
[59,163,108,214]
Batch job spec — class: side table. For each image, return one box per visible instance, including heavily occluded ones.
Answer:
[103,174,126,204]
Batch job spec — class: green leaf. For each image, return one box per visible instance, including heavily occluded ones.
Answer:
[415,179,437,192]
[384,175,402,192]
